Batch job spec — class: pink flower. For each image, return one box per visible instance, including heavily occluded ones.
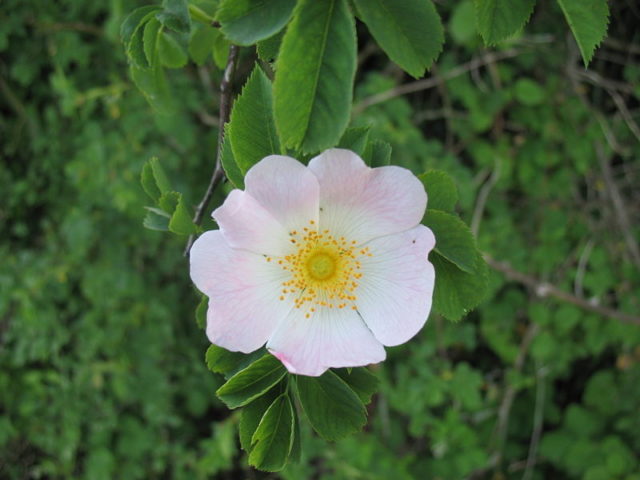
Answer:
[190,149,436,376]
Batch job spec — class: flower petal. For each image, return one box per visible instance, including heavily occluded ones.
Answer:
[308,148,427,243]
[190,231,293,353]
[266,306,386,376]
[213,189,292,256]
[356,225,436,346]
[244,155,320,233]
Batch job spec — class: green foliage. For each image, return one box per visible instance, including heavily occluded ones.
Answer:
[273,0,356,153]
[419,169,459,212]
[354,0,444,78]
[424,210,477,273]
[474,0,536,45]
[248,394,295,471]
[217,0,296,46]
[557,0,610,66]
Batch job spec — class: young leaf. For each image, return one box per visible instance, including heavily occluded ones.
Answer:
[419,170,458,212]
[143,207,171,231]
[334,367,379,405]
[362,139,392,167]
[353,0,444,78]
[158,32,188,68]
[127,20,150,69]
[274,0,356,153]
[158,191,179,214]
[337,127,370,156]
[168,194,197,235]
[423,210,477,273]
[205,345,267,379]
[431,251,488,322]
[217,0,296,46]
[216,354,287,408]
[143,18,162,68]
[228,67,280,173]
[296,370,367,441]
[248,394,294,472]
[289,405,302,462]
[239,388,279,452]
[557,0,609,66]
[220,124,245,189]
[474,0,536,45]
[156,0,191,33]
[121,6,160,45]
[189,24,218,66]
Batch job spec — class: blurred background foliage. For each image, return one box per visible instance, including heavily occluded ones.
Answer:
[1,0,639,479]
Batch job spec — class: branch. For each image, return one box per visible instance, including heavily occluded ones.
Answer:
[485,256,640,325]
[184,44,240,256]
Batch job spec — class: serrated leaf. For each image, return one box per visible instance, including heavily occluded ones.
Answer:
[239,389,279,452]
[220,124,245,189]
[248,394,294,472]
[149,157,172,194]
[143,207,170,231]
[121,6,160,45]
[353,0,443,78]
[296,370,366,441]
[195,294,207,329]
[168,194,197,235]
[424,210,477,273]
[143,18,162,68]
[557,0,609,66]
[216,354,287,408]
[274,0,356,153]
[158,32,188,68]
[362,139,391,167]
[141,159,161,203]
[228,67,280,173]
[156,0,191,33]
[217,0,296,46]
[334,367,379,405]
[158,191,179,214]
[206,345,267,379]
[419,170,458,212]
[474,0,536,45]
[431,251,488,321]
[257,30,284,63]
[189,23,218,66]
[338,127,370,156]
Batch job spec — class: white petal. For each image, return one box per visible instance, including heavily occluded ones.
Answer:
[266,306,386,377]
[356,225,436,346]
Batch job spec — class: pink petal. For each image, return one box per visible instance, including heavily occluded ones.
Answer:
[356,225,436,346]
[244,155,320,233]
[266,306,386,377]
[213,189,292,256]
[308,149,427,244]
[190,231,293,353]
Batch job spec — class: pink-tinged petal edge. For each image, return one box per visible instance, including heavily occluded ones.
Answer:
[266,306,386,377]
[356,225,436,346]
[308,149,427,244]
[190,230,293,353]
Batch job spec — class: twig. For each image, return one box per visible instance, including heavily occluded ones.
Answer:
[522,363,547,480]
[471,158,501,236]
[574,239,594,297]
[353,49,521,114]
[184,44,239,256]
[485,256,640,325]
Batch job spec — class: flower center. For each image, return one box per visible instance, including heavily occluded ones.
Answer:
[266,220,373,318]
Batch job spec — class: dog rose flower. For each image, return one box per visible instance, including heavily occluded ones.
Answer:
[190,149,436,376]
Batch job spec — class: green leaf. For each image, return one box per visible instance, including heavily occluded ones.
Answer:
[289,406,302,462]
[158,191,179,214]
[557,0,609,66]
[353,0,444,78]
[248,394,294,472]
[474,0,536,45]
[274,0,356,153]
[334,367,379,405]
[127,19,150,69]
[257,30,284,63]
[141,157,171,203]
[216,354,287,408]
[158,32,188,68]
[189,24,218,66]
[129,65,174,114]
[423,210,477,273]
[121,6,160,45]
[143,18,162,68]
[143,207,171,231]
[431,251,488,321]
[239,388,279,452]
[156,0,191,33]
[228,66,280,173]
[419,170,458,212]
[296,370,366,441]
[205,345,267,379]
[220,124,245,189]
[362,139,392,167]
[338,127,370,156]
[168,194,197,235]
[195,294,207,329]
[212,32,231,69]
[514,78,546,106]
[217,0,296,46]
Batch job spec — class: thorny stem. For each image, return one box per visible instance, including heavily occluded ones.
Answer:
[184,44,240,257]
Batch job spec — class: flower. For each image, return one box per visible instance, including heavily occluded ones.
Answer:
[190,149,436,376]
